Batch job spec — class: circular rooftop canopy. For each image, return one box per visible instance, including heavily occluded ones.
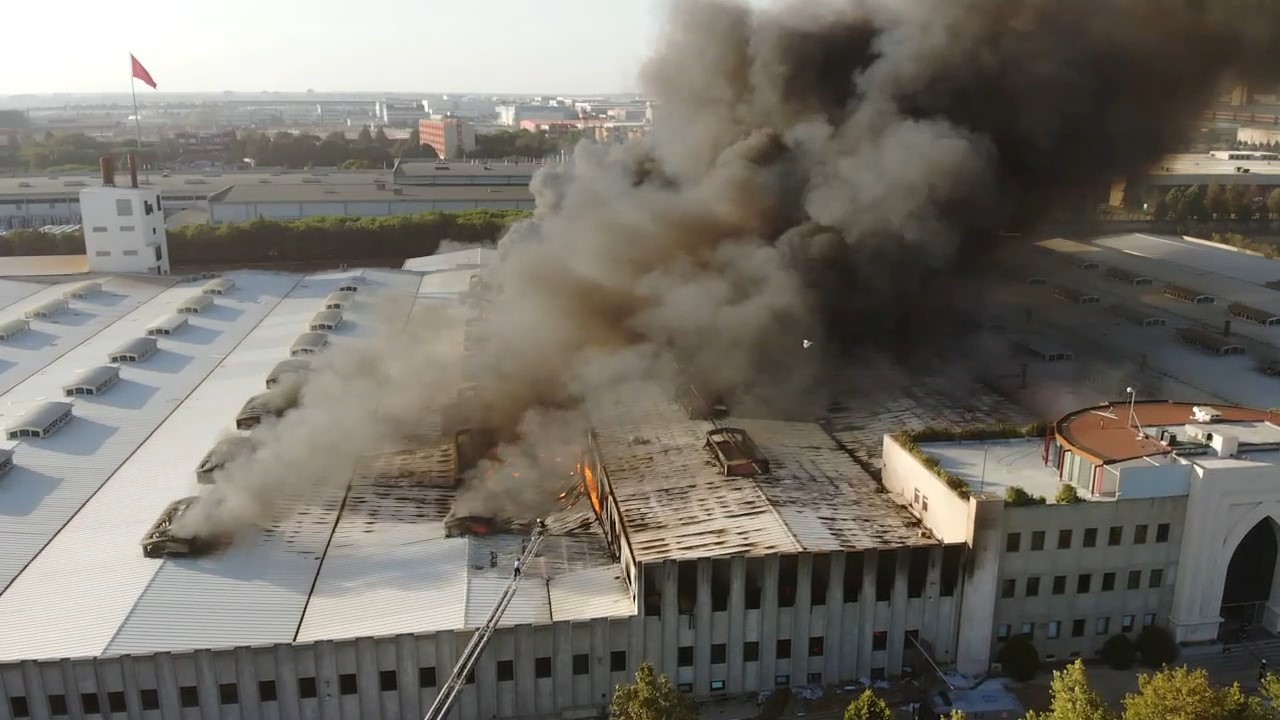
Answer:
[1055,400,1274,464]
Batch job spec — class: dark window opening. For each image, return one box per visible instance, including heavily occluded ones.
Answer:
[339,674,357,695]
[809,636,825,657]
[711,558,731,611]
[807,673,823,685]
[611,650,627,672]
[498,660,515,682]
[141,689,160,710]
[8,697,28,719]
[811,553,830,605]
[419,667,437,688]
[1077,574,1092,593]
[80,693,101,714]
[299,678,318,699]
[535,657,552,679]
[1134,525,1149,544]
[48,695,68,716]
[1083,527,1098,547]
[1128,570,1141,590]
[1109,526,1123,546]
[907,548,929,599]
[712,643,727,664]
[1006,532,1021,552]
[677,646,694,667]
[678,683,693,693]
[1026,577,1041,597]
[677,561,698,614]
[1150,569,1164,588]
[1001,578,1016,598]
[940,546,962,597]
[776,639,792,659]
[779,555,798,608]
[574,653,590,675]
[258,680,277,702]
[179,686,199,708]
[1052,575,1066,595]
[843,552,864,602]
[746,557,764,609]
[380,670,398,692]
[1071,619,1085,638]
[745,641,760,662]
[1058,529,1073,549]
[107,691,127,713]
[872,631,888,651]
[643,563,663,616]
[219,683,238,705]
[875,550,896,602]
[1156,523,1171,543]
[1102,572,1116,591]
[775,675,790,687]
[1031,531,1045,551]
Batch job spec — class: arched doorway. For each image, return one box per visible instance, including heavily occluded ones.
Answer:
[1221,518,1280,629]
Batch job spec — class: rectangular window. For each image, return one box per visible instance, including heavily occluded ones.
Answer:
[120,225,136,232]
[1047,621,1061,639]
[1058,529,1073,549]
[81,693,100,714]
[1031,531,1045,551]
[91,225,108,232]
[116,199,133,216]
[48,695,67,715]
[180,686,199,708]
[1052,575,1066,595]
[535,657,552,679]
[108,691,127,713]
[1020,622,1034,639]
[1006,532,1021,552]
[710,680,726,692]
[1109,526,1123,546]
[574,653,591,675]
[809,637,824,657]
[1002,579,1016,598]
[872,631,888,651]
[95,250,111,256]
[1156,523,1170,542]
[219,683,238,705]
[154,245,163,261]
[123,249,138,256]
[141,689,160,710]
[744,642,760,662]
[1096,617,1111,635]
[914,489,920,506]
[1102,572,1116,591]
[611,650,627,672]
[1149,569,1164,588]
[1127,570,1142,590]
[776,639,792,659]
[996,624,1010,641]
[1134,525,1149,544]
[8,697,27,719]
[258,680,277,702]
[380,670,397,692]
[497,660,514,682]
[1122,615,1135,632]
[712,643,727,664]
[1026,577,1041,597]
[678,683,693,693]
[1077,574,1092,593]
[1072,619,1086,638]
[775,675,790,687]
[677,647,693,668]
[1144,613,1156,627]
[419,667,437,688]
[1083,527,1098,547]
[339,674,357,695]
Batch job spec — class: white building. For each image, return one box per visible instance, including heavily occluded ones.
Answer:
[496,104,575,127]
[77,160,171,275]
[376,100,427,128]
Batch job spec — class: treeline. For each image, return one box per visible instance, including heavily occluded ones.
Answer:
[472,129,582,160]
[0,210,528,265]
[1152,183,1280,222]
[231,128,430,169]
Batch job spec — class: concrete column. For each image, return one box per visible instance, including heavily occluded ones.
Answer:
[274,644,301,720]
[235,646,262,720]
[727,556,747,694]
[792,554,813,683]
[694,559,713,696]
[888,551,909,676]
[513,625,538,716]
[858,551,877,677]
[119,654,142,720]
[314,641,340,720]
[57,659,81,720]
[355,638,380,720]
[395,635,419,720]
[591,619,610,708]
[825,553,846,683]
[760,555,780,685]
[956,498,1004,675]
[437,632,459,720]
[920,548,943,657]
[661,560,680,677]
[154,653,180,720]
[553,623,573,712]
[474,630,497,720]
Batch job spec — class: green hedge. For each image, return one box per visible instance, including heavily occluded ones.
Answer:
[0,209,530,265]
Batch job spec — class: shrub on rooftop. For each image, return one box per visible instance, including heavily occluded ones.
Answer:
[1004,486,1046,506]
[1055,484,1084,504]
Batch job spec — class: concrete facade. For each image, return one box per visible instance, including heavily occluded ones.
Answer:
[78,186,171,275]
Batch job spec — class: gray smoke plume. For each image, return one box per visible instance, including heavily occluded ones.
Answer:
[180,0,1280,534]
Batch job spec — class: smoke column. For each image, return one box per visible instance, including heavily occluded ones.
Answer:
[182,0,1280,533]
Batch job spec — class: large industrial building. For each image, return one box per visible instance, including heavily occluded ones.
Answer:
[4,230,1280,719]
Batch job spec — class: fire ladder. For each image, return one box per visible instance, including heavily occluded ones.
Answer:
[422,522,547,720]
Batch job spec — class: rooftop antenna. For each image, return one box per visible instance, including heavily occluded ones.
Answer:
[1126,387,1146,438]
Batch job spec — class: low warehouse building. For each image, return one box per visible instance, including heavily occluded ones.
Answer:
[207,184,535,224]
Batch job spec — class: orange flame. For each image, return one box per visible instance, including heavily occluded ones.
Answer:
[583,461,602,516]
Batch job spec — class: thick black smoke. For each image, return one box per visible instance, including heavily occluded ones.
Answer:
[186,0,1280,531]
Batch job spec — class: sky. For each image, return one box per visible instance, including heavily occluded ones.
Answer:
[0,0,753,96]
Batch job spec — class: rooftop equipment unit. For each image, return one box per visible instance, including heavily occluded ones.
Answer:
[195,434,256,485]
[266,358,311,389]
[5,401,74,440]
[146,314,188,336]
[201,278,235,295]
[676,385,730,420]
[324,291,355,310]
[108,336,158,363]
[309,309,343,332]
[140,496,230,558]
[62,365,121,397]
[290,332,329,357]
[177,294,214,314]
[236,391,296,430]
[453,427,500,486]
[0,319,30,341]
[0,448,13,477]
[61,281,101,299]
[704,427,770,477]
[24,298,69,320]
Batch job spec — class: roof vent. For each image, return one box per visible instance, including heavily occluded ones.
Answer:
[676,385,729,420]
[704,427,769,477]
[140,497,231,558]
[453,427,500,486]
[1192,406,1224,423]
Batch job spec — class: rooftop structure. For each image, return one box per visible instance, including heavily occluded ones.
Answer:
[1176,326,1245,355]
[1108,304,1167,327]
[1228,302,1280,326]
[1055,400,1273,464]
[62,365,120,397]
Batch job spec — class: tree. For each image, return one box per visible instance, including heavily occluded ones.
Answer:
[1100,634,1136,670]
[1227,184,1251,219]
[1165,187,1187,221]
[1178,185,1208,222]
[843,690,892,720]
[1135,626,1177,668]
[1055,484,1083,504]
[357,125,373,144]
[997,634,1040,681]
[1122,666,1246,720]
[374,127,390,147]
[1207,183,1230,219]
[1025,660,1114,720]
[1268,188,1280,219]
[1152,196,1170,222]
[609,662,697,720]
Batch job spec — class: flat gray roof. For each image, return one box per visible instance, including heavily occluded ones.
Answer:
[208,183,535,205]
[0,170,388,198]
[395,160,545,178]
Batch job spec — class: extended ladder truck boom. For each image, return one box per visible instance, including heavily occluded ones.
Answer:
[423,520,548,720]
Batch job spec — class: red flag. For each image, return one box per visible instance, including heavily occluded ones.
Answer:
[130,54,157,89]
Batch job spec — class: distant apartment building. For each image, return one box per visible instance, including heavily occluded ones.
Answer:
[377,100,427,128]
[419,118,477,159]
[497,104,575,127]
[171,130,237,160]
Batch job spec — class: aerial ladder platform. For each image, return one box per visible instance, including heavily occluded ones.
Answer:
[423,521,548,720]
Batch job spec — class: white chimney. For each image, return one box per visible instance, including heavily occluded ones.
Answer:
[1211,432,1239,458]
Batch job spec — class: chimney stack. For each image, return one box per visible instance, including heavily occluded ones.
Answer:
[100,155,116,187]
[127,152,140,188]
[1224,319,1233,338]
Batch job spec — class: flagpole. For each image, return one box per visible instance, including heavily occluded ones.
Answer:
[129,73,148,183]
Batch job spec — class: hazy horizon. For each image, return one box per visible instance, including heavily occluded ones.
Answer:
[3,0,778,97]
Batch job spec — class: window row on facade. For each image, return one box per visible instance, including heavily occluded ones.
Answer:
[1006,523,1170,552]
[996,613,1158,645]
[1001,568,1165,598]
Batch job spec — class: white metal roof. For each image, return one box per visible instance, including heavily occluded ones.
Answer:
[402,248,499,273]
